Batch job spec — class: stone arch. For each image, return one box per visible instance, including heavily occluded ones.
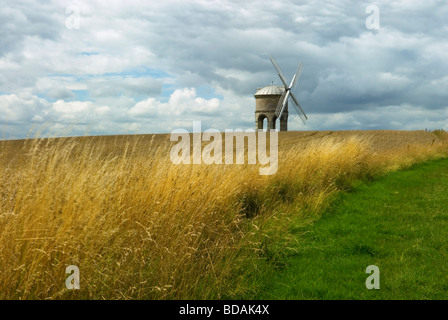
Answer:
[257,113,268,130]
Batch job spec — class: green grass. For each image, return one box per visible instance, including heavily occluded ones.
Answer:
[248,157,448,299]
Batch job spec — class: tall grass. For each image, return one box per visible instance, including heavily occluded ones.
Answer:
[0,131,447,299]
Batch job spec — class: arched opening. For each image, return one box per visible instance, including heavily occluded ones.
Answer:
[257,114,268,131]
[275,116,280,131]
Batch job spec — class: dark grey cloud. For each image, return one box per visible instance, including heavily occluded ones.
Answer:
[0,1,61,56]
[88,77,162,98]
[46,87,75,100]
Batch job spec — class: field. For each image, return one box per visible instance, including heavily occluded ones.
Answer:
[0,130,448,299]
[249,158,448,299]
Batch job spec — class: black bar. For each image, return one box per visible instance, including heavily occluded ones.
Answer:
[0,299,441,318]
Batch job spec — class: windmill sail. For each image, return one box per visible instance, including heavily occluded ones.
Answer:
[275,89,287,118]
[290,93,307,124]
[291,63,303,90]
[270,56,288,87]
[270,55,307,123]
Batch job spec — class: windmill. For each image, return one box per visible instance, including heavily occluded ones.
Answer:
[269,55,308,124]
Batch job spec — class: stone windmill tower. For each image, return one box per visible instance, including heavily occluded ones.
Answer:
[255,56,308,131]
[254,84,288,131]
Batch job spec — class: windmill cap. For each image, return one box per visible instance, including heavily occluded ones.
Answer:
[254,84,285,96]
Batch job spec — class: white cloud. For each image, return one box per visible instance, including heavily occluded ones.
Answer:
[129,88,220,117]
[129,98,162,117]
[0,93,49,123]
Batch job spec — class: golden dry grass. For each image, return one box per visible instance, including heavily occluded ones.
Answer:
[0,130,447,299]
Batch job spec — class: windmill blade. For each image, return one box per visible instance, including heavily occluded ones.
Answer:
[291,101,307,124]
[290,62,303,90]
[290,92,308,124]
[274,89,287,117]
[270,55,288,88]
[276,90,290,119]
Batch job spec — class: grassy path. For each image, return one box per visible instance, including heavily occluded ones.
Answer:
[254,158,448,299]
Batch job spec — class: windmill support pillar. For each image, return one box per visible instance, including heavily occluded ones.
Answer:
[280,117,287,131]
[268,117,276,131]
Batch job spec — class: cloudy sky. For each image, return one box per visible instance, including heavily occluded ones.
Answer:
[1,0,448,139]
